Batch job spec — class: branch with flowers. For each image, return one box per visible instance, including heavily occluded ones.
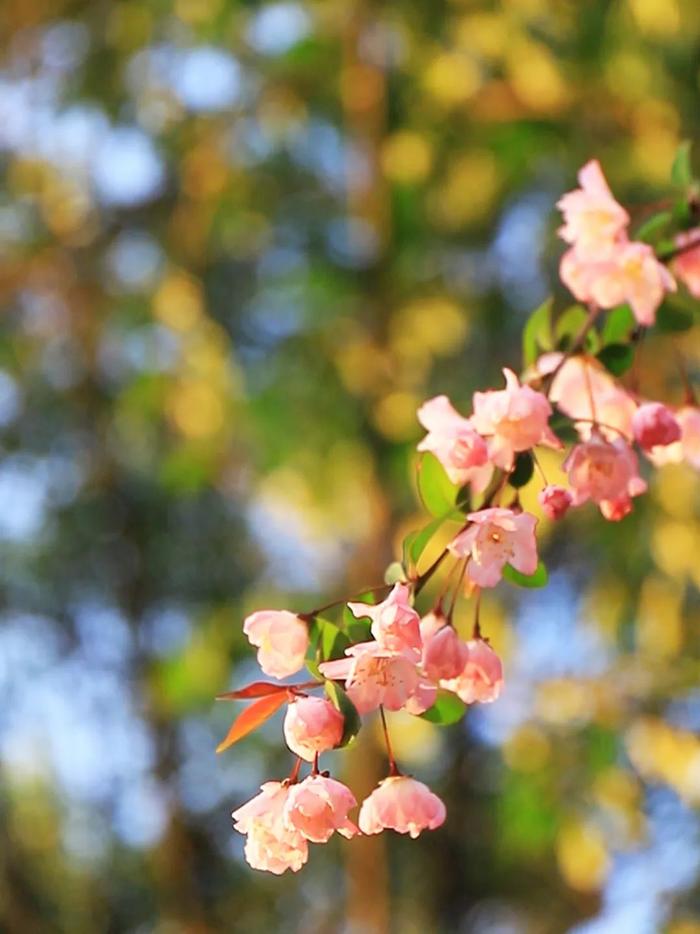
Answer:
[218,147,700,874]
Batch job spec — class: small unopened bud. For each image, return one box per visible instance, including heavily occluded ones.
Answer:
[538,484,573,520]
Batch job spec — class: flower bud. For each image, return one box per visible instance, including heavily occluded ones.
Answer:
[442,638,503,704]
[632,402,681,452]
[283,696,344,762]
[538,484,573,520]
[422,625,469,681]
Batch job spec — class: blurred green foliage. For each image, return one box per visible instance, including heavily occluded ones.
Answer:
[2,0,700,932]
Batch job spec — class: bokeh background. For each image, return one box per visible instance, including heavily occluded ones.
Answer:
[2,0,700,932]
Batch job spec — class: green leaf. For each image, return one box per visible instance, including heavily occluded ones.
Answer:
[655,302,695,333]
[420,690,467,726]
[502,560,548,589]
[634,210,673,243]
[522,297,553,366]
[596,343,634,376]
[555,305,599,353]
[324,681,361,747]
[319,619,350,661]
[672,140,693,188]
[417,452,458,517]
[343,593,374,643]
[403,509,463,569]
[345,617,372,643]
[307,619,322,654]
[384,561,408,585]
[509,451,534,489]
[601,305,636,345]
[305,657,323,681]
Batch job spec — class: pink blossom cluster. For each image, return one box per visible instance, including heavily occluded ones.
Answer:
[558,160,676,326]
[228,587,501,873]
[219,158,700,875]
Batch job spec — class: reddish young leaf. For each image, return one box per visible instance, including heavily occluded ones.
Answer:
[216,692,288,754]
[216,681,289,700]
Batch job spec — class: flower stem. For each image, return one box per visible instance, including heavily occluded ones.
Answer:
[446,559,468,623]
[379,705,400,776]
[472,588,482,640]
[287,757,303,784]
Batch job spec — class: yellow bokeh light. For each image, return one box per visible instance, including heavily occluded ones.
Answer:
[423,51,481,106]
[556,819,610,892]
[167,379,226,440]
[536,679,591,727]
[429,150,499,229]
[391,297,469,359]
[153,271,205,332]
[372,391,423,441]
[627,0,680,37]
[503,724,551,772]
[380,132,434,185]
[636,575,683,658]
[506,39,570,114]
[626,717,700,804]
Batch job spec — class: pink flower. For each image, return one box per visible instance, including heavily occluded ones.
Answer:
[632,402,681,453]
[419,609,447,642]
[359,776,446,838]
[557,159,629,259]
[560,240,675,327]
[347,583,421,658]
[402,678,438,715]
[283,696,344,762]
[422,625,469,681]
[672,230,700,298]
[232,781,308,874]
[648,406,700,470]
[538,484,573,520]
[243,610,309,680]
[441,639,503,704]
[448,507,539,588]
[417,395,492,491]
[548,355,636,441]
[472,368,561,469]
[283,775,358,843]
[319,642,420,715]
[564,433,647,520]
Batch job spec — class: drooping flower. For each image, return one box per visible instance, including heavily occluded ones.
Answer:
[471,369,561,469]
[319,642,421,715]
[632,402,681,453]
[359,776,446,838]
[672,230,700,298]
[419,609,447,643]
[347,583,421,658]
[538,484,573,520]
[560,240,675,327]
[647,406,700,470]
[557,159,629,259]
[422,624,469,681]
[563,432,647,520]
[441,639,503,704]
[448,507,539,588]
[417,395,491,491]
[283,775,358,843]
[243,610,309,680]
[546,354,636,441]
[232,782,308,874]
[283,696,344,762]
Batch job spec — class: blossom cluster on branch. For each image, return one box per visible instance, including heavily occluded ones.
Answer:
[217,153,700,874]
